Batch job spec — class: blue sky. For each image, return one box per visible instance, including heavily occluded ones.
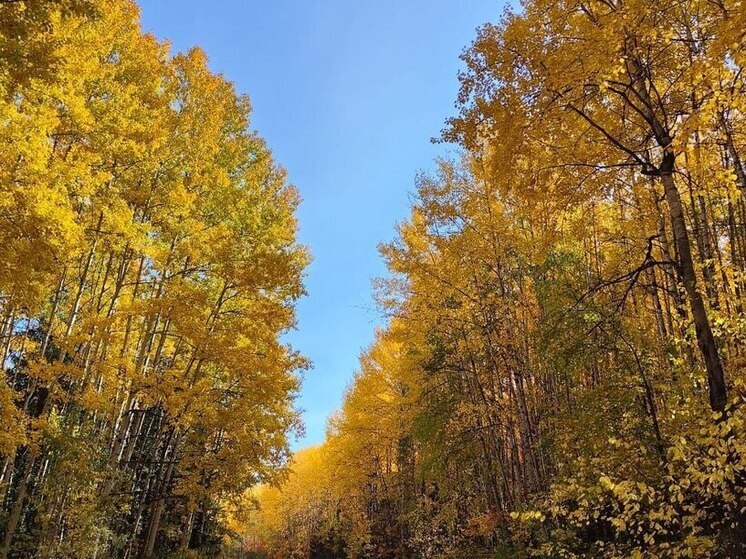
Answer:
[138,0,502,448]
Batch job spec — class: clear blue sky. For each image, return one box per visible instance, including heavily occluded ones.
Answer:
[138,0,502,448]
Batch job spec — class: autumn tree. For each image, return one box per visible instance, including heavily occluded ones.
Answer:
[0,2,307,557]
[248,1,746,558]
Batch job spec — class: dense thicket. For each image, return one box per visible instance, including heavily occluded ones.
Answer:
[0,2,307,557]
[249,1,746,557]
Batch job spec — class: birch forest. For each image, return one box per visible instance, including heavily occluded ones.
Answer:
[247,1,746,558]
[0,1,307,557]
[2,1,746,558]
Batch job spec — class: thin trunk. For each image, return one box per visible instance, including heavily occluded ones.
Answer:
[660,152,727,412]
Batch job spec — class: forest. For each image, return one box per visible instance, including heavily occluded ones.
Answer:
[0,1,307,557]
[247,0,746,558]
[1,0,746,558]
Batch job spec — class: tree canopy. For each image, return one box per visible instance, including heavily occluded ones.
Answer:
[247,1,746,558]
[0,1,307,557]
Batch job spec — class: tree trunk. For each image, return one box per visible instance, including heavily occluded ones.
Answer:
[1,451,34,557]
[660,151,727,412]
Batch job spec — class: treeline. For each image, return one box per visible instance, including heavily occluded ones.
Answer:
[249,1,746,558]
[0,2,307,558]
